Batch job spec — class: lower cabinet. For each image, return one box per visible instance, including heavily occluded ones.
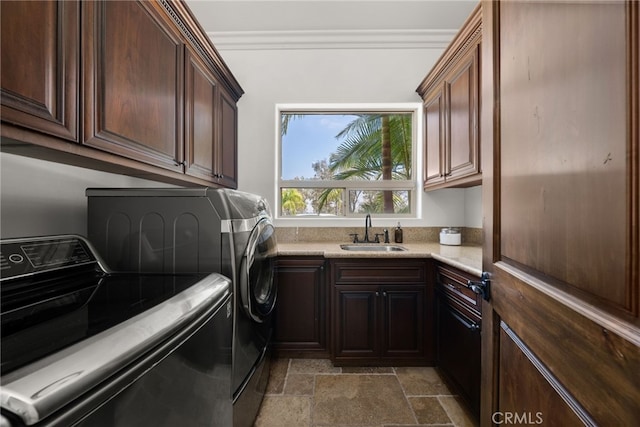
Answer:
[435,264,482,418]
[331,259,434,366]
[272,257,329,357]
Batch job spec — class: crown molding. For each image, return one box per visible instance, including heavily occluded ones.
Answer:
[207,29,457,50]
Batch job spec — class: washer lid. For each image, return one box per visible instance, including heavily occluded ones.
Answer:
[0,272,231,425]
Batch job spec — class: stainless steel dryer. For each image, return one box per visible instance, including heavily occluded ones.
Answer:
[87,188,278,427]
[211,189,277,427]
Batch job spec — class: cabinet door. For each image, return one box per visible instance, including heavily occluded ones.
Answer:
[333,285,379,361]
[423,85,446,188]
[445,43,480,182]
[436,295,480,417]
[83,0,184,172]
[381,286,426,360]
[184,48,217,181]
[273,258,327,355]
[1,0,79,141]
[217,89,238,189]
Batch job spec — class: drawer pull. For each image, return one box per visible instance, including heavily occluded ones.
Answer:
[450,308,480,332]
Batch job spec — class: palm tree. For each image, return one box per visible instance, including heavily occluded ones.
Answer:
[281,188,305,215]
[281,113,304,135]
[322,113,412,213]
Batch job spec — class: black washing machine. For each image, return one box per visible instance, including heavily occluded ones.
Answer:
[87,188,278,427]
[0,235,233,427]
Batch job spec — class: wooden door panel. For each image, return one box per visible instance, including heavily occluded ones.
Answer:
[498,324,588,426]
[0,0,78,141]
[499,0,629,311]
[83,0,183,171]
[482,1,640,425]
[492,264,639,424]
[185,49,216,181]
[423,86,446,187]
[383,287,425,358]
[447,45,479,179]
[273,258,326,351]
[218,89,238,188]
[334,287,378,359]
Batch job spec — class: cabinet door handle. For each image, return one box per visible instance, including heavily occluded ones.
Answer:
[467,271,491,301]
[450,308,480,332]
[375,291,380,297]
[382,291,387,297]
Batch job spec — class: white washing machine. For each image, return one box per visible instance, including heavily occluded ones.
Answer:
[87,188,277,427]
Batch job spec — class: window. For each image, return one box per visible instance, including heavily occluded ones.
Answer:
[277,104,421,218]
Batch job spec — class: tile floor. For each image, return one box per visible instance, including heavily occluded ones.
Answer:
[254,358,478,427]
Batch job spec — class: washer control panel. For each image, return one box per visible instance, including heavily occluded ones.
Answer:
[1,236,95,280]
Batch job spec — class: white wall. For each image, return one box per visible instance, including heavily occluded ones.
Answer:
[464,185,483,228]
[0,152,172,239]
[216,45,482,228]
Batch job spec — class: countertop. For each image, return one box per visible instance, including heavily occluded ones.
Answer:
[276,242,482,277]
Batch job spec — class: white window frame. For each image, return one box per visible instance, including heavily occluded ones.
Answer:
[275,103,423,222]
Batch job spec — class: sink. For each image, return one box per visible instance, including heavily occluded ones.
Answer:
[340,244,407,252]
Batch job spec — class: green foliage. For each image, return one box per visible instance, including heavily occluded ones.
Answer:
[331,114,412,180]
[318,114,412,213]
[281,188,306,215]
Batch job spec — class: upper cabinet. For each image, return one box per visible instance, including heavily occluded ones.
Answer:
[0,1,79,142]
[184,46,237,188]
[417,4,481,191]
[1,0,242,189]
[83,0,184,173]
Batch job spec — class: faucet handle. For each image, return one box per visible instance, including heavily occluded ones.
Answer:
[374,233,384,243]
[349,233,359,243]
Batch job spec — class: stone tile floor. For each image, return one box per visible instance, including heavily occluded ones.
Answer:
[254,358,478,427]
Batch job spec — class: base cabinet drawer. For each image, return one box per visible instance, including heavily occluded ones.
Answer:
[437,265,482,315]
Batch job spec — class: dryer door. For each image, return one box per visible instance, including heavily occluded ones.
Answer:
[240,218,277,323]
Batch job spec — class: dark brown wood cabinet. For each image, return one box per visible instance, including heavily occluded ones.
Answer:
[216,89,238,189]
[417,4,481,191]
[184,47,237,188]
[330,259,434,366]
[185,47,217,181]
[273,257,328,357]
[83,0,184,173]
[1,0,242,189]
[0,0,79,142]
[435,264,481,419]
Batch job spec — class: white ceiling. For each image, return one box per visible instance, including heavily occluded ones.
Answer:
[184,0,479,34]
